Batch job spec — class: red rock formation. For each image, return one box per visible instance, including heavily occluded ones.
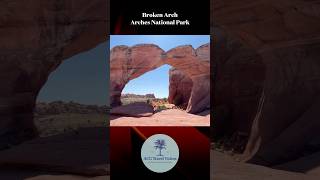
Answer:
[110,44,210,114]
[213,0,320,166]
[0,0,107,148]
[110,44,164,107]
[168,68,193,109]
[212,28,265,146]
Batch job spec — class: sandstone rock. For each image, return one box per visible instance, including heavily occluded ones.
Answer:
[213,0,320,49]
[213,0,320,167]
[244,47,320,166]
[212,28,265,146]
[0,0,106,147]
[110,44,164,107]
[110,102,154,117]
[168,68,193,109]
[110,43,210,114]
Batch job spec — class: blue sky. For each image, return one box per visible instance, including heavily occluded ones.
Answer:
[111,35,210,98]
[37,42,109,105]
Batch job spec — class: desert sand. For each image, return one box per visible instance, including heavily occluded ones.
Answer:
[211,150,320,180]
[0,127,109,180]
[110,109,210,126]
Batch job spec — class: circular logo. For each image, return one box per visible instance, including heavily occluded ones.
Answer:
[141,134,179,173]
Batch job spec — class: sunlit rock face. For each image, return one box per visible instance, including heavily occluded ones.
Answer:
[0,0,107,148]
[110,43,210,114]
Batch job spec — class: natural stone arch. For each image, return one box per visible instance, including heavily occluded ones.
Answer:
[110,43,210,114]
[0,0,107,148]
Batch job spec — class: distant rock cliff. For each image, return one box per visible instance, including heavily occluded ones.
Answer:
[121,93,156,99]
[35,101,108,115]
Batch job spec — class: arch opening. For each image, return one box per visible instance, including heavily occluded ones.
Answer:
[119,64,193,112]
[34,42,108,137]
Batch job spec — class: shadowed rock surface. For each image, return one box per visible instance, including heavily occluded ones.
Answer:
[168,68,193,109]
[0,0,108,179]
[110,102,154,117]
[213,0,320,170]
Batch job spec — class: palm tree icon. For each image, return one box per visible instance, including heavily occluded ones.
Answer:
[154,139,166,156]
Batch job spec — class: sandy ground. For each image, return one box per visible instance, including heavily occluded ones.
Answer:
[211,150,319,180]
[0,127,109,180]
[110,109,210,126]
[274,151,320,176]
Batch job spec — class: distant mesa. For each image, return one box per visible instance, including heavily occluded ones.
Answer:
[35,101,108,115]
[121,93,155,99]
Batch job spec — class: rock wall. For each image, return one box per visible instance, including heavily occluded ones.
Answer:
[110,44,210,114]
[168,68,193,109]
[212,28,265,143]
[213,0,320,166]
[0,0,107,148]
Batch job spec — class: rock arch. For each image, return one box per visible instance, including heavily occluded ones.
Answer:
[110,43,210,114]
[0,0,107,148]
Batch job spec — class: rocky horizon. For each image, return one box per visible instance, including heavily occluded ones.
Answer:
[121,93,156,99]
[35,101,109,115]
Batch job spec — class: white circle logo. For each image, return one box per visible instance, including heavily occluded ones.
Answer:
[141,134,179,173]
